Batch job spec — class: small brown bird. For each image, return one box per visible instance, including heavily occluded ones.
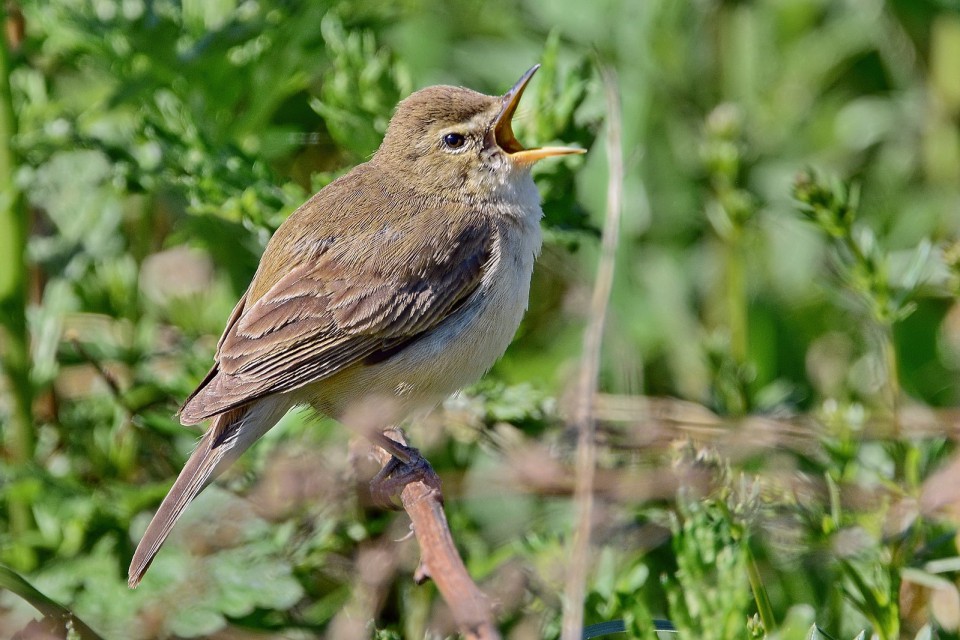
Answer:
[128,64,584,587]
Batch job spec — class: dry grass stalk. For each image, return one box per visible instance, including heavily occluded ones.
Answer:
[560,63,625,640]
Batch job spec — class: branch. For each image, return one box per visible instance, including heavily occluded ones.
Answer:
[373,429,501,640]
[0,564,105,640]
[561,63,624,640]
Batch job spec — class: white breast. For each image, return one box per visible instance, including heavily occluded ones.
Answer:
[408,210,542,392]
[312,190,543,423]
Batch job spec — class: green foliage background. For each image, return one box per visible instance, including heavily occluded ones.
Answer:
[1,0,960,638]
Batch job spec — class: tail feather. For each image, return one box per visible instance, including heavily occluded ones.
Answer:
[128,396,291,588]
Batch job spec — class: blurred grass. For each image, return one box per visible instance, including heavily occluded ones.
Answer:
[0,0,959,638]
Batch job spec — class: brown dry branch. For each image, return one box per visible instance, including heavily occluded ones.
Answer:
[372,428,500,640]
[560,64,624,640]
[326,541,401,640]
[590,393,960,449]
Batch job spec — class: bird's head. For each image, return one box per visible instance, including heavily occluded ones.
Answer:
[373,65,584,203]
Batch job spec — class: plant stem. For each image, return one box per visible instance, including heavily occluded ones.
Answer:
[725,229,748,365]
[745,546,775,634]
[0,564,105,640]
[880,323,900,434]
[0,6,36,539]
[560,64,624,640]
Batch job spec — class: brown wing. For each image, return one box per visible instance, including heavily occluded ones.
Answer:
[179,212,492,425]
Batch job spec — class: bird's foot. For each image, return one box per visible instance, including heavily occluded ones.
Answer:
[369,433,441,509]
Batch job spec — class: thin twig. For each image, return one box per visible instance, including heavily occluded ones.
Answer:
[372,429,500,640]
[68,336,128,406]
[0,1,35,541]
[326,541,400,640]
[560,64,624,640]
[0,564,105,640]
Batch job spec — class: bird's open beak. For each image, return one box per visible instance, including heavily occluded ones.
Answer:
[493,64,586,164]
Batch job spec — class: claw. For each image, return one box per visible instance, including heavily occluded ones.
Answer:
[368,439,440,509]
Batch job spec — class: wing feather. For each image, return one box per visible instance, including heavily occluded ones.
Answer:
[179,208,492,425]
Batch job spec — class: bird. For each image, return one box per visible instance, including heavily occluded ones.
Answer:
[128,64,585,587]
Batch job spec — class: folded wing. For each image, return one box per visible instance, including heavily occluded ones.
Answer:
[179,210,492,424]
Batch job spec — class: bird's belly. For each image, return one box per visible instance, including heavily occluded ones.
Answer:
[388,268,531,396]
[310,225,538,423]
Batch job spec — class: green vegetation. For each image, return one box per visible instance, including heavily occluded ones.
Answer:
[1,0,960,638]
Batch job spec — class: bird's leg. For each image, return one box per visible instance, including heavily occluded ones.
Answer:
[369,430,441,509]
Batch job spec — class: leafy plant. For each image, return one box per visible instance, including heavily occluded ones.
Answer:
[2,1,960,638]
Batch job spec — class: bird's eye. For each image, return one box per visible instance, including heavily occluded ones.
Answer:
[442,132,466,149]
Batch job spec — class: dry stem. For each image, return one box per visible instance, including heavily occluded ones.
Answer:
[560,63,625,640]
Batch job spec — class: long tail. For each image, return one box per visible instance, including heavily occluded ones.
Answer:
[128,395,291,588]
